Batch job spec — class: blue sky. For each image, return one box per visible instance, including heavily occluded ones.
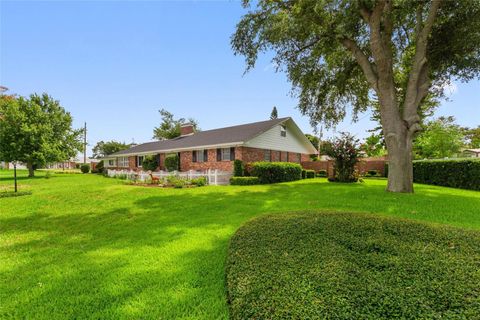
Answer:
[1,1,478,156]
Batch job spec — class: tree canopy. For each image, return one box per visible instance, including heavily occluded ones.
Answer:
[414,116,464,159]
[153,109,199,140]
[0,93,83,177]
[92,140,131,158]
[232,0,480,192]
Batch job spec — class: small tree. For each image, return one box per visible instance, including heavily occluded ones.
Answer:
[142,155,158,171]
[0,93,83,177]
[326,133,360,183]
[270,106,278,120]
[164,154,179,171]
[414,116,464,159]
[153,109,199,140]
[92,141,131,158]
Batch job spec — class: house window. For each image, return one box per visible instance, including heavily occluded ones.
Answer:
[193,150,208,163]
[118,157,128,167]
[108,159,115,166]
[264,150,271,161]
[280,125,287,137]
[137,156,144,167]
[217,147,235,161]
[274,151,280,161]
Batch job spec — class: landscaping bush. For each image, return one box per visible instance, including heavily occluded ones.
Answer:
[251,162,302,184]
[142,155,158,172]
[233,160,244,177]
[80,164,90,174]
[191,176,207,187]
[413,159,480,190]
[226,212,480,320]
[164,154,179,172]
[230,176,260,185]
[305,169,315,178]
[365,169,379,177]
[316,170,327,177]
[325,132,360,182]
[95,160,104,174]
[301,169,307,179]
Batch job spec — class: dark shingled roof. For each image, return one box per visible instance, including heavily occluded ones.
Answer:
[108,117,290,156]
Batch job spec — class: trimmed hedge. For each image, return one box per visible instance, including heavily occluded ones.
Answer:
[316,170,327,177]
[301,169,307,179]
[80,164,90,173]
[251,162,302,184]
[226,212,480,319]
[413,159,480,190]
[305,169,315,178]
[230,176,260,185]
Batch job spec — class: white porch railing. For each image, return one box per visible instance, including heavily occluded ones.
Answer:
[106,169,232,185]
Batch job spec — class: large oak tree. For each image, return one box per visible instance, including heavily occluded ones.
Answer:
[232,0,480,192]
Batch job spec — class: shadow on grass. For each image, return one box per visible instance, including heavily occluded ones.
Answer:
[1,178,480,319]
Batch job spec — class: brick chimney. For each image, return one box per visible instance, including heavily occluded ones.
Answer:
[180,123,195,136]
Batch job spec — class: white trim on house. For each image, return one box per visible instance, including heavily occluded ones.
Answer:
[244,118,317,154]
[102,142,244,159]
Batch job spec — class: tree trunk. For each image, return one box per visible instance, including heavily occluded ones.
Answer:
[27,162,35,177]
[384,127,414,193]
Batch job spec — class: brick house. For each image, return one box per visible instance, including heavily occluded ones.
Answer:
[103,117,317,172]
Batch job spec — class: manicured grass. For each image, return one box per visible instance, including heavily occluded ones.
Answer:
[1,170,480,319]
[226,212,480,319]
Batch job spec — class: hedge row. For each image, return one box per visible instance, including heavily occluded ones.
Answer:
[413,159,480,190]
[251,162,302,184]
[230,177,260,185]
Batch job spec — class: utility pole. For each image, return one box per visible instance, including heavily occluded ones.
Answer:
[84,122,87,164]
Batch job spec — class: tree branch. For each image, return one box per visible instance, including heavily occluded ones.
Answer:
[404,0,442,125]
[341,38,379,91]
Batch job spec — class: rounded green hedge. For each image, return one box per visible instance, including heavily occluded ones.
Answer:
[251,162,302,184]
[226,212,480,319]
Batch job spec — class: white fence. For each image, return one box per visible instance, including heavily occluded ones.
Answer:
[106,169,233,185]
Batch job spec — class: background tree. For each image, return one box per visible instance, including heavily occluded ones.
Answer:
[232,0,480,193]
[305,133,319,151]
[92,140,131,158]
[414,116,464,159]
[360,133,386,157]
[270,106,278,119]
[153,109,199,140]
[462,126,480,149]
[0,93,83,177]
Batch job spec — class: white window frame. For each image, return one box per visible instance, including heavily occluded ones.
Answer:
[264,150,271,161]
[221,148,231,161]
[118,157,128,168]
[108,159,115,166]
[137,156,144,167]
[196,150,205,162]
[280,125,287,137]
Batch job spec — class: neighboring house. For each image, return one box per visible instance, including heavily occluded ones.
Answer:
[0,162,27,170]
[462,148,480,158]
[103,117,317,172]
[45,157,99,170]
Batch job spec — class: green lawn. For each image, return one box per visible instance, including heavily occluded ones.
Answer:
[1,170,480,319]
